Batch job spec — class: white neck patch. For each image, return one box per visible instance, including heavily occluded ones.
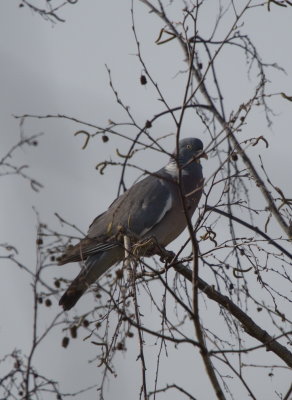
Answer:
[165,161,178,176]
[165,161,190,177]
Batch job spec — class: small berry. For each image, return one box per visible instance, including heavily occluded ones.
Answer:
[83,319,90,328]
[45,298,52,307]
[54,279,60,288]
[116,342,124,350]
[115,269,123,279]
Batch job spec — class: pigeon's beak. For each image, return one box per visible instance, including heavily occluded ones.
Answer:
[197,150,208,160]
[185,150,208,167]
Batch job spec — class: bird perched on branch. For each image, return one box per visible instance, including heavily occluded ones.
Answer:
[58,137,207,310]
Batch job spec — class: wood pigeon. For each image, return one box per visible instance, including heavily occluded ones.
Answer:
[58,137,207,310]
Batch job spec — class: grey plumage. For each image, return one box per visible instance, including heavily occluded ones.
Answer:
[58,137,207,310]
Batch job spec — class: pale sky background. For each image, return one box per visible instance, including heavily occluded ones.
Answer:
[0,1,291,399]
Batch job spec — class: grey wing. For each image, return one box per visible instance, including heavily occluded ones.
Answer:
[88,174,174,239]
[125,175,173,237]
[87,197,123,238]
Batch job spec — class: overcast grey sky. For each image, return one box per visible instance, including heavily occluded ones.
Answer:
[1,1,292,399]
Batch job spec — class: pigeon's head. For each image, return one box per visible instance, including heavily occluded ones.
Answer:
[172,137,208,166]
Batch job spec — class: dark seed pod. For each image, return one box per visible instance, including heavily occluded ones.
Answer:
[70,325,78,339]
[62,337,69,348]
[140,74,147,85]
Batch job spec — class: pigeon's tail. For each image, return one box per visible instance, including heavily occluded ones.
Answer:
[59,281,87,311]
[59,247,123,310]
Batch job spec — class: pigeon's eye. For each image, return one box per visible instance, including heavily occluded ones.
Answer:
[186,144,192,150]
